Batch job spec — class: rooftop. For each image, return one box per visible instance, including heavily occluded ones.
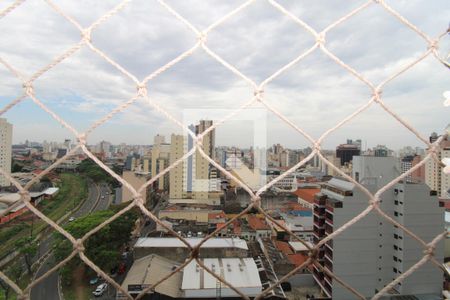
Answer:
[119,254,182,298]
[293,188,320,203]
[134,237,248,250]
[181,258,262,293]
[286,253,308,267]
[247,215,270,230]
[288,241,314,252]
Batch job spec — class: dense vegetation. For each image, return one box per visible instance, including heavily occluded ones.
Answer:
[77,159,120,187]
[53,204,138,285]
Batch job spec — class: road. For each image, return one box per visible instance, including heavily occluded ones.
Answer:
[30,182,112,300]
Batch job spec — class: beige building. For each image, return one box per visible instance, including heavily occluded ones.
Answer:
[324,154,341,176]
[158,209,219,223]
[151,135,170,191]
[193,120,215,200]
[426,136,450,198]
[169,134,185,199]
[169,121,219,203]
[0,118,12,187]
[121,171,151,203]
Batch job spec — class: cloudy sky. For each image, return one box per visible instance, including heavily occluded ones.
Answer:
[0,0,449,150]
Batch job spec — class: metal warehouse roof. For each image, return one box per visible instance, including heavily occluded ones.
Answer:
[288,241,314,252]
[181,258,262,291]
[119,254,182,298]
[134,237,248,250]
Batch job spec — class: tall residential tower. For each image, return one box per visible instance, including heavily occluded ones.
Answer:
[0,118,12,187]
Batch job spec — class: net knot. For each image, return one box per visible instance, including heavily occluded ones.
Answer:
[23,81,34,95]
[251,195,261,205]
[197,32,208,44]
[74,239,85,252]
[427,144,439,155]
[313,142,321,152]
[196,136,204,148]
[369,198,380,206]
[373,88,382,102]
[427,39,439,50]
[137,83,147,96]
[423,244,435,256]
[308,248,319,260]
[81,28,92,43]
[133,194,144,206]
[254,88,264,101]
[18,190,30,202]
[77,133,87,145]
[190,247,200,259]
[316,33,326,46]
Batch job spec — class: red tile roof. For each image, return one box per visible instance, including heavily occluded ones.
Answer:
[274,241,293,255]
[232,220,241,235]
[216,223,227,230]
[208,211,226,220]
[247,215,270,230]
[293,188,320,203]
[287,253,308,267]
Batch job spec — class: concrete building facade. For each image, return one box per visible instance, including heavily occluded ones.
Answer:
[425,135,450,198]
[313,156,444,300]
[0,118,12,187]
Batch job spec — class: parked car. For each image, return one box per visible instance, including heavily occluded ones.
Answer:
[92,283,107,297]
[118,263,126,275]
[89,276,101,285]
[68,217,75,222]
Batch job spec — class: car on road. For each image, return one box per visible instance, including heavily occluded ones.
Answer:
[89,276,101,285]
[93,283,107,297]
[101,195,105,199]
[68,217,75,222]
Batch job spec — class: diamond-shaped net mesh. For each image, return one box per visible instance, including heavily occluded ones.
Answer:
[0,0,449,299]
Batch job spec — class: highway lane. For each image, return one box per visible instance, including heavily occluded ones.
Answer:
[30,181,112,300]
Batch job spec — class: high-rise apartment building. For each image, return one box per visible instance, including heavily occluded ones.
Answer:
[425,133,450,198]
[151,135,170,191]
[169,121,217,201]
[169,134,184,199]
[0,118,12,187]
[313,156,444,299]
[401,155,414,183]
[336,143,360,166]
[194,120,215,200]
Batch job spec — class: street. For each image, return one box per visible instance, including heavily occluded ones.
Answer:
[30,182,112,300]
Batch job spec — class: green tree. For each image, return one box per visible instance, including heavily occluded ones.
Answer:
[53,205,138,284]
[15,237,38,276]
[1,263,23,300]
[78,159,119,186]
